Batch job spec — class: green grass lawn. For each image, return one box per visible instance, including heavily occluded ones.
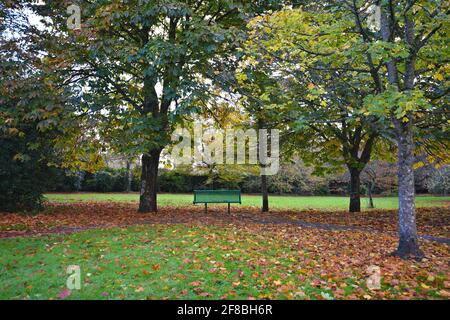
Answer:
[1,223,448,300]
[0,224,337,300]
[45,193,450,210]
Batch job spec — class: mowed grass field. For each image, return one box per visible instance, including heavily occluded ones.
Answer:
[1,225,337,300]
[2,223,449,300]
[45,193,450,210]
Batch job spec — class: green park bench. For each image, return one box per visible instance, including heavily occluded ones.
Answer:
[193,190,242,214]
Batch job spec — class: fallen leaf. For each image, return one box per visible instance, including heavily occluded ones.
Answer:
[135,286,144,293]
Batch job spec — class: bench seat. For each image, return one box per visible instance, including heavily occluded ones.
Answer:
[193,190,241,213]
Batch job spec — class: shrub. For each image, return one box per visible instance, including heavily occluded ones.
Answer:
[0,137,48,212]
[427,166,450,195]
[46,168,83,192]
[158,170,193,193]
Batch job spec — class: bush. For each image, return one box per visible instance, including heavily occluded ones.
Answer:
[158,170,193,193]
[313,184,330,196]
[0,137,48,212]
[241,162,330,195]
[95,171,116,192]
[427,166,450,195]
[43,160,443,197]
[80,169,128,192]
[46,168,83,192]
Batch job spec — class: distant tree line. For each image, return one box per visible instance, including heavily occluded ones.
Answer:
[44,161,450,196]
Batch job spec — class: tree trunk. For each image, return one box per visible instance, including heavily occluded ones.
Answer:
[379,7,422,260]
[367,182,374,209]
[349,168,361,212]
[258,118,269,212]
[261,174,269,212]
[139,149,161,213]
[393,118,424,259]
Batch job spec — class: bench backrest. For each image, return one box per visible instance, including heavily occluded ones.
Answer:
[193,190,241,204]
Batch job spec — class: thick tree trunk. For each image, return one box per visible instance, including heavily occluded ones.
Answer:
[379,7,422,260]
[349,168,361,213]
[139,150,161,213]
[261,174,269,212]
[393,119,424,259]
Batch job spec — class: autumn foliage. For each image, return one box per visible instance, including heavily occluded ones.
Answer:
[0,202,449,299]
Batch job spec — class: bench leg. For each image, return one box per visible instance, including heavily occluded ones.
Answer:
[228,203,230,214]
[205,203,207,214]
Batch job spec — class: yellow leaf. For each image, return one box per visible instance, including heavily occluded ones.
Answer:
[413,162,425,170]
[420,283,430,289]
[434,73,444,81]
[8,128,19,135]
